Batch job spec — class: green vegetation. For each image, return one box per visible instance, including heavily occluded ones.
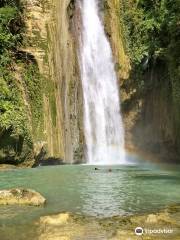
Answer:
[121,0,179,63]
[0,1,30,163]
[120,0,180,154]
[0,0,43,164]
[23,63,43,138]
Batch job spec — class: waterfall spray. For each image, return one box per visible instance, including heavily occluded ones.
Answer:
[79,0,125,164]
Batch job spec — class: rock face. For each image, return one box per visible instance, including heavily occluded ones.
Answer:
[104,0,179,162]
[21,0,65,161]
[2,0,177,165]
[0,188,46,206]
[37,205,180,240]
[104,0,131,82]
[0,164,18,170]
[33,157,64,167]
[24,0,83,163]
[48,0,84,163]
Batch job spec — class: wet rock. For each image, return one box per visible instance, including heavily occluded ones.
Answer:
[146,212,174,224]
[32,147,64,167]
[40,213,70,226]
[146,214,158,223]
[0,164,18,170]
[37,205,180,240]
[0,188,46,206]
[33,157,64,167]
[38,213,106,240]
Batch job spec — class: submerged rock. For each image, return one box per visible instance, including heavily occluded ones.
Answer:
[40,213,70,226]
[0,188,46,206]
[38,213,106,240]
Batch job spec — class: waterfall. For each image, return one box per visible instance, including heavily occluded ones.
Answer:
[79,0,125,164]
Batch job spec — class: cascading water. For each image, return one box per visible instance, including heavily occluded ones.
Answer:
[79,0,125,164]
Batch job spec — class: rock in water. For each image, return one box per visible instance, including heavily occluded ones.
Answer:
[37,205,180,240]
[0,188,46,206]
[40,213,70,226]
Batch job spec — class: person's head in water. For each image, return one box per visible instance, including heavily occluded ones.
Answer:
[108,168,112,172]
[95,167,99,170]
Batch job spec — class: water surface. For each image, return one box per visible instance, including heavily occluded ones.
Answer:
[0,163,180,223]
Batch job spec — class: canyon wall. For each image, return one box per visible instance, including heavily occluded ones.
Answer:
[48,0,83,162]
[22,0,180,163]
[0,0,178,165]
[105,0,179,162]
[0,0,83,165]
[22,0,64,161]
[23,0,83,163]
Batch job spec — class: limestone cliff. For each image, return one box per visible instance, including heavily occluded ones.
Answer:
[0,0,83,165]
[30,0,178,163]
[22,0,83,163]
[104,0,130,82]
[28,0,180,163]
[105,0,179,162]
[1,0,178,165]
[47,0,83,162]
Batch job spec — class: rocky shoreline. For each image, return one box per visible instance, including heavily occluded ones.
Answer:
[0,185,179,239]
[37,205,180,240]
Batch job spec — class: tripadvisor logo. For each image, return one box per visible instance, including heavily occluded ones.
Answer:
[135,227,143,236]
[135,227,174,236]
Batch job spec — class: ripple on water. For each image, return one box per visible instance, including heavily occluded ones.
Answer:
[0,164,180,221]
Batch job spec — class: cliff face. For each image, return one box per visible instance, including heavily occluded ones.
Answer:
[48,0,83,162]
[0,0,83,165]
[25,0,179,163]
[22,0,61,160]
[105,0,179,162]
[1,0,178,165]
[23,0,180,163]
[104,0,130,82]
[23,0,83,163]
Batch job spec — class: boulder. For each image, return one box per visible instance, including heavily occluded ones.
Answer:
[0,188,46,206]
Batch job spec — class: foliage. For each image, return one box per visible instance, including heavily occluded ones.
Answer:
[121,0,179,64]
[0,0,22,8]
[23,63,43,137]
[0,67,33,163]
[0,1,33,163]
[0,6,22,52]
[121,0,180,151]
